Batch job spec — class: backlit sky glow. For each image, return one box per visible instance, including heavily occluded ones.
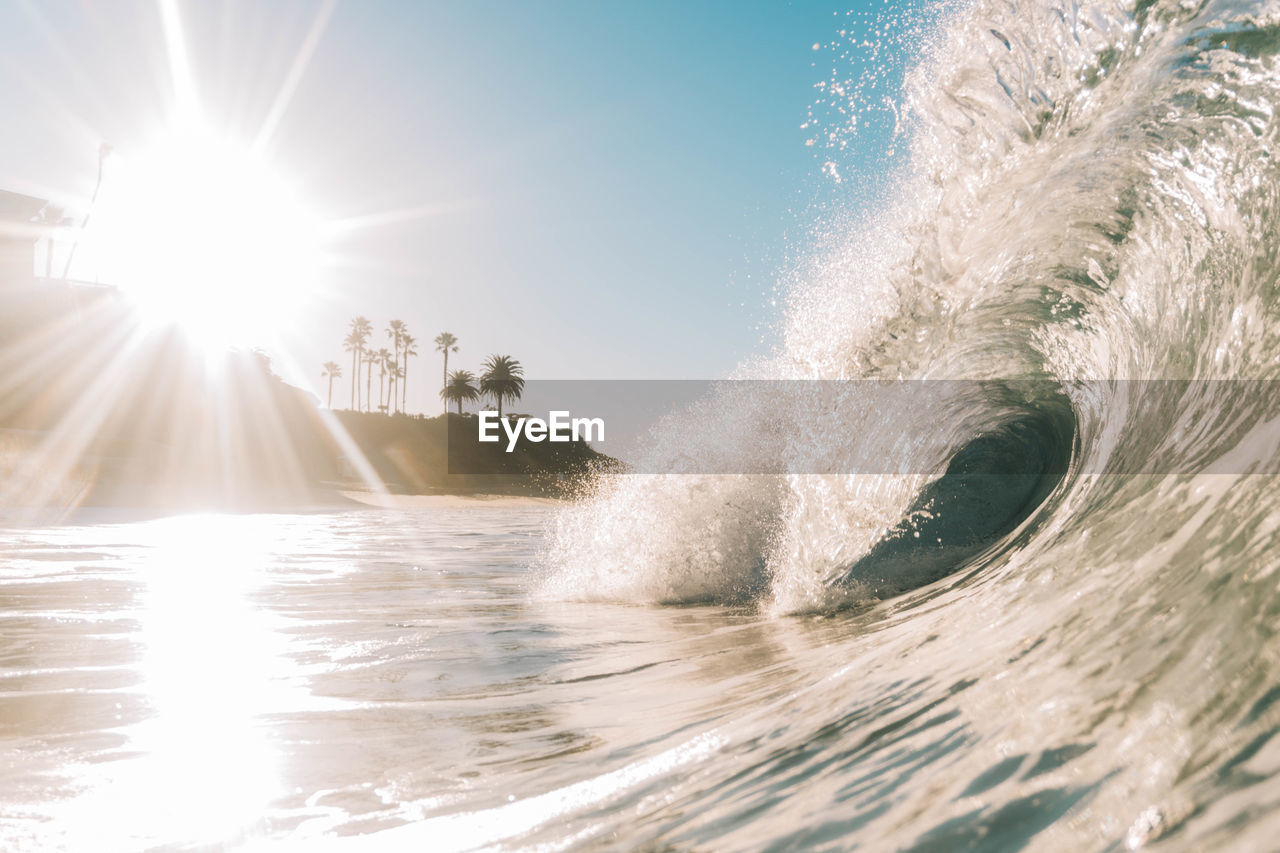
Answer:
[0,0,935,411]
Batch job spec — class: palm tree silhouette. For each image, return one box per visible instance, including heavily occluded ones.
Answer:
[387,320,406,413]
[321,361,342,408]
[346,316,371,410]
[342,331,360,410]
[391,363,405,412]
[400,333,417,414]
[434,332,458,414]
[374,348,392,412]
[441,369,480,414]
[480,354,524,419]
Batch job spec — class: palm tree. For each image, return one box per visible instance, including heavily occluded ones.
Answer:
[321,361,342,408]
[387,320,406,413]
[434,332,458,414]
[441,369,480,414]
[400,333,417,414]
[342,330,361,409]
[374,348,392,412]
[346,316,371,410]
[480,354,525,418]
[391,363,405,412]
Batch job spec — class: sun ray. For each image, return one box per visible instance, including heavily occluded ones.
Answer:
[261,346,389,497]
[0,0,412,519]
[320,200,481,237]
[0,300,117,409]
[156,0,198,123]
[1,310,153,521]
[252,0,339,157]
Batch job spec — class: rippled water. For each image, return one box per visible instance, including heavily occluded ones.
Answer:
[0,506,860,851]
[2,500,1279,852]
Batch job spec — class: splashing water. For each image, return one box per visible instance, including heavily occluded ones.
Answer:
[542,0,1280,609]
[530,0,1280,843]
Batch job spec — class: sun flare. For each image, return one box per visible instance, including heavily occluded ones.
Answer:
[91,123,323,351]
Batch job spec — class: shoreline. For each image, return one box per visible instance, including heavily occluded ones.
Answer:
[0,487,564,527]
[338,489,562,509]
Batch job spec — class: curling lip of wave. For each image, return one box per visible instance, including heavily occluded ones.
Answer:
[538,0,1280,618]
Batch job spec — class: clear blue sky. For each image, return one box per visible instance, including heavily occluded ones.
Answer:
[0,0,935,408]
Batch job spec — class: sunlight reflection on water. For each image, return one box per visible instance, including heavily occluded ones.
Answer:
[1,507,568,850]
[2,514,342,851]
[46,515,291,849]
[126,515,285,843]
[4,505,787,850]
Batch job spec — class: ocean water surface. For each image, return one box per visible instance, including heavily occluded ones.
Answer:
[1,495,1279,852]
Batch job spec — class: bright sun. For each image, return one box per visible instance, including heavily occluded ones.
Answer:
[93,123,322,351]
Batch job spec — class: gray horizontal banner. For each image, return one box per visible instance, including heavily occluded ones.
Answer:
[444,380,1280,476]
